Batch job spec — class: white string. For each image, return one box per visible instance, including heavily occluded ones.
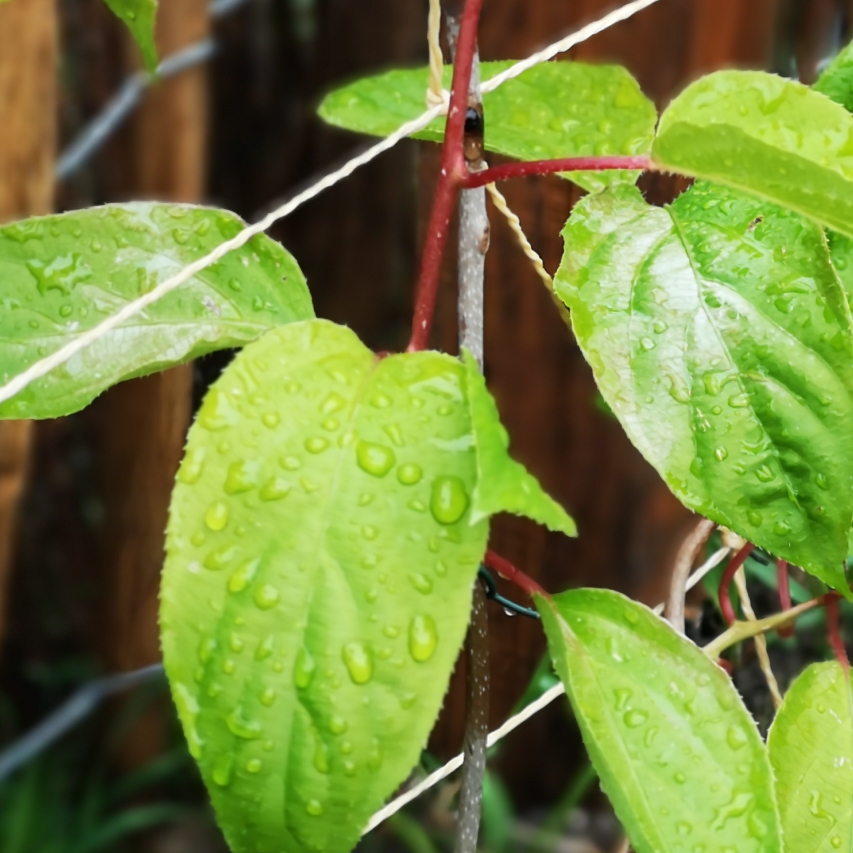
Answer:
[480,0,664,95]
[0,105,445,409]
[364,542,730,835]
[0,0,666,410]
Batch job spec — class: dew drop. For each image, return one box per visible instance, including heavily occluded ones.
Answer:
[305,436,330,454]
[280,455,302,471]
[314,738,331,774]
[408,614,438,662]
[356,440,396,477]
[260,476,292,502]
[204,544,239,571]
[343,760,357,777]
[429,476,469,525]
[726,726,748,750]
[294,647,316,688]
[370,393,391,408]
[255,634,275,661]
[260,687,277,707]
[224,460,257,494]
[305,800,324,817]
[624,709,648,728]
[398,463,423,485]
[383,625,400,639]
[361,525,379,541]
[383,423,404,447]
[179,448,207,485]
[408,573,433,594]
[714,446,728,462]
[227,706,262,739]
[205,501,229,531]
[342,641,373,684]
[228,558,261,593]
[329,715,348,735]
[254,584,280,610]
[674,772,687,784]
[246,758,262,774]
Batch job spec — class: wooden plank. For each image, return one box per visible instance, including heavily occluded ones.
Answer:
[0,0,58,648]
[92,0,208,677]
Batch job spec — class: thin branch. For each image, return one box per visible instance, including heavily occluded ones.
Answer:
[408,0,484,352]
[450,6,490,850]
[666,518,715,634]
[462,155,653,189]
[718,542,755,625]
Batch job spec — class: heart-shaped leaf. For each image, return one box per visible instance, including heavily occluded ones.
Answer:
[102,0,158,73]
[653,70,853,240]
[319,62,657,192]
[537,588,782,853]
[768,662,853,853]
[555,180,853,592]
[0,203,313,419]
[161,319,573,853]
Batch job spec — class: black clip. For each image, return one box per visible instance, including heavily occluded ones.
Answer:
[478,566,541,620]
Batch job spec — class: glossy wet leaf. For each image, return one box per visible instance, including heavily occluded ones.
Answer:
[463,350,575,534]
[653,70,853,240]
[537,588,782,853]
[815,39,853,114]
[161,319,572,853]
[768,662,853,852]
[319,62,657,192]
[555,180,853,592]
[102,0,158,73]
[0,203,313,419]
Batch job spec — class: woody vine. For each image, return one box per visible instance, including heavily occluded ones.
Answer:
[3,0,853,851]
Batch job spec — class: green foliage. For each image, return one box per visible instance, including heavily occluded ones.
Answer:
[102,0,158,73]
[161,319,572,853]
[0,203,313,420]
[815,41,853,114]
[537,588,782,853]
[652,70,853,240]
[768,662,853,852]
[319,62,657,192]
[555,180,853,593]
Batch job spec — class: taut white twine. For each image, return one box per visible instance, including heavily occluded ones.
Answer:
[0,0,666,410]
[364,542,730,835]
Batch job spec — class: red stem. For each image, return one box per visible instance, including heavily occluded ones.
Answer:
[462,155,653,189]
[484,549,549,599]
[407,0,484,353]
[718,542,756,626]
[826,596,850,671]
[776,559,794,639]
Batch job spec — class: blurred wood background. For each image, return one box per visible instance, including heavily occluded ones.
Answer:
[1,0,850,817]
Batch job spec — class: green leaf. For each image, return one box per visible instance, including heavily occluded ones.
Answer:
[319,62,657,192]
[652,70,853,239]
[0,203,313,420]
[555,180,853,592]
[161,319,572,853]
[815,40,853,114]
[768,662,853,852]
[537,588,782,853]
[102,0,158,73]
[463,349,576,534]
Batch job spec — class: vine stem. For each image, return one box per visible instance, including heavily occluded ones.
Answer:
[776,559,794,639]
[826,597,850,670]
[408,0,483,352]
[462,155,653,188]
[485,550,549,599]
[717,542,755,626]
[447,3,490,850]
